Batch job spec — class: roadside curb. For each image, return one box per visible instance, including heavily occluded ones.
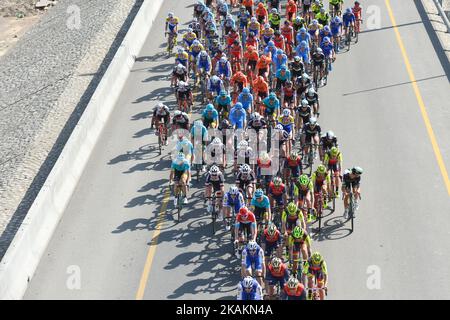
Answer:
[421,0,450,63]
[0,0,164,300]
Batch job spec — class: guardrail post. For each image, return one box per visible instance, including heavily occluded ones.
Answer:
[434,0,450,32]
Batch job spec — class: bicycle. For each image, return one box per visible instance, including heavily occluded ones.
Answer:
[346,189,361,232]
[345,25,354,51]
[209,191,223,234]
[157,122,168,155]
[313,189,325,233]
[166,32,177,57]
[303,143,319,175]
[170,182,184,223]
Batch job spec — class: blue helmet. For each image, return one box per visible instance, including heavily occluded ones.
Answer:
[220,90,227,96]
[268,41,275,47]
[300,40,308,48]
[234,102,243,109]
[254,189,264,198]
[176,153,185,162]
[300,27,307,33]
[323,36,330,43]
[276,49,283,55]
[242,87,250,94]
[269,92,277,99]
[280,64,287,71]
[324,26,330,32]
[206,103,214,111]
[346,7,352,14]
[334,16,341,23]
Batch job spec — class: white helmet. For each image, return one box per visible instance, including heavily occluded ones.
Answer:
[209,165,220,175]
[242,276,254,289]
[282,109,291,117]
[247,240,258,251]
[212,137,222,145]
[168,12,174,18]
[308,87,316,96]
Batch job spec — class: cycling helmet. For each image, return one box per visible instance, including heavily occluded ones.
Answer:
[271,257,282,269]
[267,223,277,236]
[324,26,330,33]
[312,19,318,25]
[247,240,258,251]
[334,16,341,23]
[251,17,257,23]
[301,99,309,106]
[220,56,228,63]
[317,164,327,174]
[320,7,326,13]
[177,48,184,54]
[220,90,227,96]
[254,189,264,198]
[346,7,352,14]
[309,117,317,125]
[292,226,304,238]
[285,80,293,87]
[211,75,220,83]
[242,276,254,289]
[229,186,239,195]
[302,73,310,80]
[187,27,193,33]
[274,30,281,36]
[273,176,282,186]
[299,174,310,185]
[282,109,291,117]
[316,47,323,54]
[269,92,277,99]
[200,50,208,57]
[212,137,222,145]
[330,146,339,156]
[287,276,299,289]
[242,87,250,94]
[168,12,174,18]
[193,39,200,46]
[294,56,301,63]
[206,103,215,111]
[323,36,330,42]
[220,118,231,128]
[176,152,185,162]
[307,87,316,96]
[174,110,182,116]
[264,23,271,29]
[240,163,250,173]
[239,206,248,216]
[234,102,243,109]
[311,252,323,264]
[289,151,298,160]
[271,8,278,14]
[295,16,302,23]
[209,165,220,175]
[240,5,246,11]
[300,27,307,34]
[287,202,298,215]
[352,166,364,175]
[326,131,335,139]
[300,40,308,48]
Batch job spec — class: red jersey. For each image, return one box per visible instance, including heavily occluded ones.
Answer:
[263,229,281,243]
[283,283,305,296]
[257,159,272,169]
[273,36,285,50]
[227,33,239,46]
[286,156,301,167]
[236,211,256,224]
[281,26,293,43]
[230,44,242,58]
[246,37,259,48]
[283,86,295,97]
[268,264,288,278]
[352,6,362,19]
[269,182,285,196]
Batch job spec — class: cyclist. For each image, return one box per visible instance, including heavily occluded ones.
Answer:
[183,27,197,50]
[295,73,312,100]
[223,14,236,36]
[255,54,272,84]
[293,174,314,218]
[281,21,294,57]
[250,189,272,230]
[308,19,323,49]
[201,103,219,129]
[237,276,263,300]
[342,166,363,218]
[272,30,286,52]
[237,87,254,114]
[223,186,246,230]
[274,64,291,96]
[289,56,305,80]
[320,37,335,82]
[237,5,251,32]
[285,0,297,21]
[316,7,331,26]
[189,40,205,77]
[311,47,326,87]
[262,92,280,122]
[282,202,306,255]
[343,7,356,40]
[256,151,273,191]
[311,164,331,211]
[272,49,288,74]
[215,57,232,89]
[215,90,232,119]
[229,39,243,72]
[235,207,257,256]
[175,131,194,162]
[265,257,290,300]
[171,63,188,87]
[252,75,270,105]
[235,163,256,201]
[288,226,312,277]
[281,276,307,300]
[296,99,312,137]
[169,152,191,205]
[241,240,265,286]
[176,81,193,112]
[278,108,295,154]
[306,87,320,117]
[295,41,310,68]
[311,0,324,17]
[172,110,190,131]
[330,16,343,52]
[229,102,247,130]
[284,151,302,192]
[272,124,290,160]
[216,0,229,23]
[256,2,269,25]
[296,27,311,49]
[301,116,321,159]
[205,165,225,213]
[175,48,189,70]
[207,75,225,102]
[261,24,275,48]
[226,27,240,47]
[268,8,281,31]
[301,0,312,21]
[151,102,170,133]
[247,17,261,38]
[304,251,328,300]
[267,176,287,210]
[320,25,333,44]
[230,71,248,96]
[165,12,179,38]
[319,130,339,161]
[282,80,296,110]
[245,33,260,52]
[196,50,212,85]
[194,1,206,20]
[190,120,208,170]
[189,17,202,39]
[261,223,282,262]
[352,1,363,33]
[324,146,343,196]
[330,0,344,16]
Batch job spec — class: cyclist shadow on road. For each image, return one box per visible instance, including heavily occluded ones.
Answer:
[108,143,164,165]
[135,52,167,63]
[133,87,174,104]
[311,216,352,242]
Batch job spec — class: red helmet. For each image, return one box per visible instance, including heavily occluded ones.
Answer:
[239,207,248,216]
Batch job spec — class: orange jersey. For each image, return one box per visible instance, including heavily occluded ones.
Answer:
[244,50,259,61]
[243,0,253,7]
[253,79,269,93]
[230,44,242,58]
[256,55,271,69]
[286,2,297,14]
[226,33,239,47]
[281,26,293,42]
[231,73,248,87]
[256,6,268,18]
[352,6,362,19]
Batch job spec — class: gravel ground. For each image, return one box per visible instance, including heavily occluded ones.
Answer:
[0,0,39,17]
[0,0,143,258]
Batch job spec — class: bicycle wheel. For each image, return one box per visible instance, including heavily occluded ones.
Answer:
[317,196,323,233]
[212,205,217,234]
[158,134,162,155]
[349,194,354,231]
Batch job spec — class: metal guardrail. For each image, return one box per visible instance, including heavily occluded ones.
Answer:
[434,0,450,32]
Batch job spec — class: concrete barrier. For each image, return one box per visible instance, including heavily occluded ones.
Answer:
[0,0,164,300]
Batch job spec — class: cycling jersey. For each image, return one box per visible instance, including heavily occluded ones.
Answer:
[273,36,285,50]
[223,192,245,213]
[282,283,307,300]
[262,97,280,114]
[352,5,362,19]
[202,109,219,122]
[229,106,247,129]
[320,136,338,151]
[205,172,225,190]
[242,245,264,272]
[330,21,343,36]
[268,182,286,197]
[316,12,330,26]
[277,115,294,133]
[288,231,311,248]
[281,208,304,226]
[237,279,263,300]
[294,181,313,197]
[292,20,306,32]
[343,172,361,188]
[236,171,256,184]
[281,26,294,43]
[320,42,334,57]
[176,140,194,157]
[171,159,190,172]
[275,69,291,81]
[236,211,257,225]
[238,93,254,111]
[216,61,232,78]
[268,13,281,27]
[190,125,208,143]
[238,12,251,29]
[183,32,197,47]
[324,151,342,166]
[248,22,260,35]
[251,195,270,209]
[295,46,310,64]
[302,123,321,136]
[172,114,189,129]
[175,52,189,67]
[343,12,356,27]
[262,29,275,45]
[189,44,205,60]
[306,93,319,106]
[311,171,331,187]
[304,259,328,278]
[215,95,232,108]
[296,32,311,47]
[262,228,282,245]
[166,17,179,33]
[273,54,288,71]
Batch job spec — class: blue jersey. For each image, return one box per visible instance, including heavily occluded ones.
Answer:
[330,21,342,35]
[216,62,232,78]
[171,159,190,172]
[197,56,211,72]
[238,93,253,110]
[273,54,288,71]
[229,107,247,129]
[242,245,264,270]
[223,192,245,213]
[262,97,280,113]
[296,33,311,46]
[295,46,310,64]
[238,12,251,29]
[224,18,236,29]
[251,195,270,209]
[343,13,356,26]
[237,281,263,300]
[276,69,291,81]
[320,42,334,57]
[215,95,232,107]
[202,109,219,121]
[176,140,194,156]
[207,79,223,94]
[264,46,277,59]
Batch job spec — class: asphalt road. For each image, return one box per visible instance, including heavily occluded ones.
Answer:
[24,0,450,300]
